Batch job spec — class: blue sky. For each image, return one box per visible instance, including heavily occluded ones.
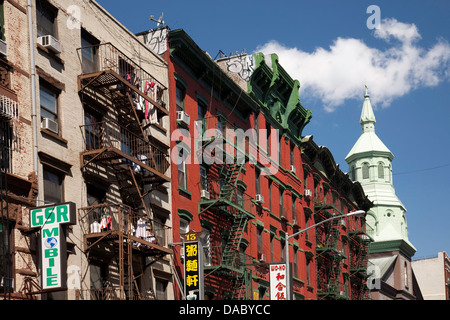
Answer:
[96,0,450,259]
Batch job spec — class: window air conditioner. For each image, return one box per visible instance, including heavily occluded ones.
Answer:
[176,111,190,127]
[0,39,7,56]
[37,35,61,54]
[200,189,210,200]
[290,165,296,174]
[304,189,312,197]
[255,194,264,204]
[41,117,58,134]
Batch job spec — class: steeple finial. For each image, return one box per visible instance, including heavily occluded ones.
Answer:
[360,85,376,133]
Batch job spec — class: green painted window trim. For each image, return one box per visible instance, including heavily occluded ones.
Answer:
[195,91,209,107]
[178,208,193,221]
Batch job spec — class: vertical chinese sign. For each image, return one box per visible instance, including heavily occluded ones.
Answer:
[269,263,287,300]
[182,231,203,300]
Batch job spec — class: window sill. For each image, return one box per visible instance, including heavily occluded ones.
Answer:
[41,128,68,145]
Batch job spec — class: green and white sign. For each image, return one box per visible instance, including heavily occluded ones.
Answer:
[30,202,76,291]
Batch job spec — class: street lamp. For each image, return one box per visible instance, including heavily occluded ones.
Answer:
[284,209,365,300]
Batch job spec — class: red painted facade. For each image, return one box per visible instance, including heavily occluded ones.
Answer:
[164,29,372,300]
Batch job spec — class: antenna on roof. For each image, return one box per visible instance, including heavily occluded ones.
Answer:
[149,12,165,27]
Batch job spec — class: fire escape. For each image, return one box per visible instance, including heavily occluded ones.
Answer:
[76,43,172,300]
[314,203,347,300]
[348,220,372,300]
[197,115,255,299]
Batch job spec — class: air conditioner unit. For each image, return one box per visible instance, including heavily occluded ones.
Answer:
[304,189,312,197]
[41,117,58,134]
[37,35,61,54]
[200,189,210,200]
[290,165,296,174]
[176,111,190,127]
[0,39,7,56]
[255,194,264,204]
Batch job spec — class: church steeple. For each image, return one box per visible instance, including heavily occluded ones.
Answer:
[360,85,376,133]
[345,86,416,257]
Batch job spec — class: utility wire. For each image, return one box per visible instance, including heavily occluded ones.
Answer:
[393,163,450,176]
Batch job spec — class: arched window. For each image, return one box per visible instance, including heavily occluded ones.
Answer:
[378,162,384,179]
[362,162,369,179]
[350,165,356,181]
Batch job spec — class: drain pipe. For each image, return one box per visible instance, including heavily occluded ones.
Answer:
[27,0,39,203]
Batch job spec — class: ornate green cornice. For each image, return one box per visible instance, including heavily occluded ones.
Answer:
[248,53,312,139]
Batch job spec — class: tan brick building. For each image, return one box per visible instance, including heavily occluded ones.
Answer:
[1,0,173,300]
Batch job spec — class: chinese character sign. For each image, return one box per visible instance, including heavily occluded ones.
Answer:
[184,241,200,299]
[269,263,287,300]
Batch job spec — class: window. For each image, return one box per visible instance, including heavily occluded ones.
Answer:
[266,122,271,156]
[306,256,311,286]
[176,85,185,112]
[89,263,108,300]
[0,120,12,171]
[177,148,187,190]
[84,108,102,151]
[404,262,409,288]
[179,218,189,235]
[81,30,99,74]
[293,248,298,278]
[40,82,59,127]
[279,188,284,217]
[43,167,64,204]
[268,180,272,211]
[155,278,168,300]
[0,220,12,293]
[305,216,309,242]
[362,163,369,179]
[378,162,384,179]
[292,195,297,223]
[290,141,295,168]
[280,239,285,262]
[200,166,208,191]
[257,227,263,256]
[255,168,261,195]
[201,229,211,266]
[36,1,57,38]
[0,0,5,42]
[350,165,356,181]
[254,113,259,147]
[154,215,166,246]
[270,232,274,262]
[278,136,282,165]
[197,100,207,136]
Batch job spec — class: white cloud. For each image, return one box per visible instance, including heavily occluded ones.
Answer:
[254,18,450,112]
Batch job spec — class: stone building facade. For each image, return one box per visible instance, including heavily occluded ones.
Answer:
[1,0,173,300]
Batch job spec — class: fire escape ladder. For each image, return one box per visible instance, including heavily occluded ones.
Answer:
[232,268,251,300]
[221,212,248,268]
[219,163,244,202]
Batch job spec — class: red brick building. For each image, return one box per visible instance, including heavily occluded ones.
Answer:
[162,28,372,300]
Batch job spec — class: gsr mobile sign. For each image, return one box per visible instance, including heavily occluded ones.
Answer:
[30,202,76,291]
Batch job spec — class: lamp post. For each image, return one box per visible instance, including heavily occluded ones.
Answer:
[284,209,365,300]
